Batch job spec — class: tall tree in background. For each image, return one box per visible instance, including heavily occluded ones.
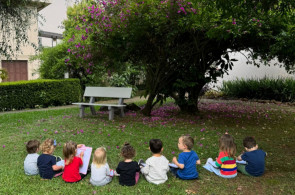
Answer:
[0,0,39,59]
[66,0,295,115]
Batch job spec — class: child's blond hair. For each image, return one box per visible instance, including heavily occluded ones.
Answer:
[93,147,107,168]
[180,135,194,150]
[63,141,77,165]
[40,138,54,154]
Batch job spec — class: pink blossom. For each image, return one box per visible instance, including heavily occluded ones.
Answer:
[232,19,236,25]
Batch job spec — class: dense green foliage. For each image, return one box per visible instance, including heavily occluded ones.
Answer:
[220,77,295,102]
[33,43,69,79]
[0,68,8,80]
[64,0,295,115]
[0,79,81,111]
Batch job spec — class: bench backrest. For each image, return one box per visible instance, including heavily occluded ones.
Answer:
[84,87,132,99]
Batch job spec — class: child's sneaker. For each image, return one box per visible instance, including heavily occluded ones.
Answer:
[114,171,120,176]
[206,158,213,164]
[138,159,145,166]
[55,155,62,162]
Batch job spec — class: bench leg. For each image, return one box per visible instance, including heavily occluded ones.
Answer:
[79,105,85,118]
[108,107,114,120]
[120,107,125,117]
[90,106,96,116]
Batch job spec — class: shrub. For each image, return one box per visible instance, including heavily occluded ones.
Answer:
[0,79,81,111]
[219,77,295,102]
[204,90,224,99]
[31,43,69,79]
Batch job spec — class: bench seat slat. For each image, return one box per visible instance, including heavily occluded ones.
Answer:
[84,87,132,98]
[72,103,126,107]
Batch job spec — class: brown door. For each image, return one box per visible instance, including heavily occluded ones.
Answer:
[1,60,28,82]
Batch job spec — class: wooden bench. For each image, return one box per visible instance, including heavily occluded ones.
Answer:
[72,87,132,120]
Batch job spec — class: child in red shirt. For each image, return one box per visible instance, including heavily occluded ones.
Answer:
[62,141,85,183]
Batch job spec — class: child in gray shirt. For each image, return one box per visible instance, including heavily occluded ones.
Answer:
[24,140,40,175]
[90,147,112,186]
[140,139,169,185]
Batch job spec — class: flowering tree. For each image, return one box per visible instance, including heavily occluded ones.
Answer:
[66,0,295,115]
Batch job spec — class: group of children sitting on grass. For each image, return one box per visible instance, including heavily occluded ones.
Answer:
[24,133,266,186]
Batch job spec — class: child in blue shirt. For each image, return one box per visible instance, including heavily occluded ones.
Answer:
[237,136,266,176]
[171,135,201,180]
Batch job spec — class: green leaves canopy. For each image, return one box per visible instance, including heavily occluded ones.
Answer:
[65,0,295,114]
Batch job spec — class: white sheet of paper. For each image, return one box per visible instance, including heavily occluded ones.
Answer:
[56,160,65,167]
[207,158,218,168]
[169,163,179,168]
[109,169,114,176]
[76,146,92,174]
[236,160,247,164]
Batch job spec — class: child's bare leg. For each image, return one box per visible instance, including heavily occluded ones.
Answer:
[135,172,140,184]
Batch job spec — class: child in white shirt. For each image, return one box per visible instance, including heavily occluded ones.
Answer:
[24,140,40,175]
[90,147,112,186]
[140,139,169,185]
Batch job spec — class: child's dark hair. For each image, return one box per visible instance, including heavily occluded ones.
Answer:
[26,140,40,154]
[121,142,136,159]
[180,135,194,150]
[149,139,163,154]
[63,141,77,165]
[219,134,236,158]
[243,136,257,149]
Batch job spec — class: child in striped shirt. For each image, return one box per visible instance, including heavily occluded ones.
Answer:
[203,133,237,178]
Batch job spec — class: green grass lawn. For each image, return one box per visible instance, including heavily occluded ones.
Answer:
[0,100,294,194]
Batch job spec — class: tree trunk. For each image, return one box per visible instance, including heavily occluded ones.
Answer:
[177,82,206,114]
[141,93,157,116]
[178,104,199,114]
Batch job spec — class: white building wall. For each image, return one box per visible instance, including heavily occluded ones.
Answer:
[0,0,53,82]
[214,52,295,88]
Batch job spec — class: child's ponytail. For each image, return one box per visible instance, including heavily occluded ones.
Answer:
[63,141,77,165]
[121,142,136,159]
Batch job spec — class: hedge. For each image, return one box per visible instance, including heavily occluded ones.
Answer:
[219,77,295,102]
[0,79,81,111]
